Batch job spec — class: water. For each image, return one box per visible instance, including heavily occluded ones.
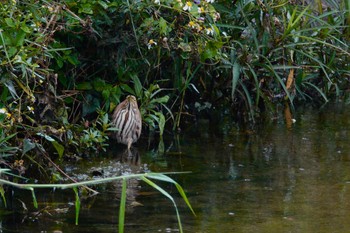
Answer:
[2,104,350,232]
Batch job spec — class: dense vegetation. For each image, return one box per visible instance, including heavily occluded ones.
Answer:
[0,0,349,175]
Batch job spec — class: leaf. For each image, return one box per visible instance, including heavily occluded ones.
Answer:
[73,187,81,225]
[200,41,224,61]
[120,84,135,95]
[141,177,184,233]
[82,95,100,117]
[102,89,111,101]
[303,82,328,103]
[286,69,294,90]
[20,25,31,33]
[5,18,15,27]
[157,137,165,154]
[0,132,17,144]
[7,46,17,58]
[178,42,191,52]
[76,82,93,90]
[145,173,195,216]
[52,141,64,159]
[4,79,19,99]
[36,132,55,142]
[0,185,7,208]
[67,54,80,65]
[92,79,107,92]
[189,4,199,17]
[98,0,109,9]
[23,139,36,155]
[150,96,169,104]
[31,189,38,208]
[79,3,93,14]
[158,17,171,35]
[131,75,142,97]
[15,30,26,47]
[119,178,127,233]
[155,112,165,136]
[231,61,240,100]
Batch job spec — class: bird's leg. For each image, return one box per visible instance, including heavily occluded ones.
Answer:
[127,139,132,150]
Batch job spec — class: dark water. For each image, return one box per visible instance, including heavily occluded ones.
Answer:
[2,104,350,233]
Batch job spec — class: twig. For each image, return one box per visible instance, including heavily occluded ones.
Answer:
[38,148,99,195]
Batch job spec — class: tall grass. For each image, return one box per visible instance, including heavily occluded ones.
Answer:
[212,0,349,119]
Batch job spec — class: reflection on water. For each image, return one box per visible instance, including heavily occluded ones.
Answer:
[3,104,350,233]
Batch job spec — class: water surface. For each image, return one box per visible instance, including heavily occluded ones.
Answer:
[2,104,350,233]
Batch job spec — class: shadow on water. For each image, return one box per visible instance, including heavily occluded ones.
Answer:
[2,103,350,232]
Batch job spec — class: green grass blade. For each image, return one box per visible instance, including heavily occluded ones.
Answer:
[302,82,329,103]
[119,178,127,233]
[231,61,241,101]
[0,185,7,208]
[73,187,81,225]
[142,176,184,233]
[298,35,350,56]
[31,188,38,208]
[258,56,294,106]
[0,133,17,144]
[145,173,195,216]
[292,48,332,83]
[238,79,255,122]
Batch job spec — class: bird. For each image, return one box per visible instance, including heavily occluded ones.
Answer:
[112,95,142,150]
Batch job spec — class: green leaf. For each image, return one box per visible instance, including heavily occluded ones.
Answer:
[52,141,64,159]
[21,25,31,33]
[231,61,240,100]
[131,75,142,97]
[79,3,93,14]
[200,41,224,61]
[0,185,7,208]
[178,42,191,52]
[145,173,195,216]
[73,187,81,225]
[120,84,135,95]
[76,82,93,90]
[119,178,127,233]
[102,89,111,101]
[92,79,107,92]
[158,17,171,35]
[155,112,165,136]
[15,30,26,47]
[4,18,15,28]
[302,82,328,103]
[36,132,55,142]
[98,0,109,9]
[23,139,36,155]
[56,59,63,68]
[67,54,80,65]
[189,4,199,17]
[141,177,184,233]
[7,46,17,57]
[4,79,19,98]
[31,189,38,208]
[82,95,100,116]
[150,95,169,104]
[0,133,17,144]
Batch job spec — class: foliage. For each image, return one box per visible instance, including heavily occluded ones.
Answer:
[0,0,348,175]
[208,0,349,120]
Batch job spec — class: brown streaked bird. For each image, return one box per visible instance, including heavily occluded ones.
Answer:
[112,95,142,150]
